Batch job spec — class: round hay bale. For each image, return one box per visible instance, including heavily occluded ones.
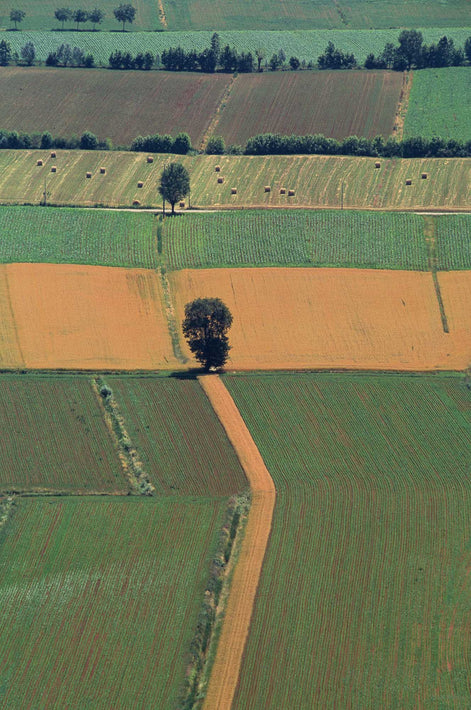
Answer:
[279,187,286,195]
[375,161,381,168]
[288,189,295,196]
[215,165,221,172]
[37,160,43,166]
[51,166,57,173]
[231,187,237,195]
[50,151,56,158]
[137,181,144,188]
[179,201,185,208]
[421,172,428,179]
[100,167,106,174]
[147,156,153,163]
[86,172,92,178]
[264,186,271,193]
[217,177,224,184]
[133,200,140,206]
[405,179,412,186]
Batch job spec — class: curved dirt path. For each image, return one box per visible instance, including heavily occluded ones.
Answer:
[199,375,276,710]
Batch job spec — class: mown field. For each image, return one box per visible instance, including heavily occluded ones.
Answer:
[216,71,402,143]
[0,496,226,708]
[225,373,471,709]
[170,267,471,370]
[107,376,247,496]
[5,28,471,65]
[0,151,469,210]
[404,67,471,141]
[0,375,125,494]
[0,206,159,268]
[0,68,231,146]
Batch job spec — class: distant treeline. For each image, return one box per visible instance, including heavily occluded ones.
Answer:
[1,128,471,159]
[1,30,471,71]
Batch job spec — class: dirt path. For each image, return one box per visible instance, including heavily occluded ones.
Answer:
[199,375,276,710]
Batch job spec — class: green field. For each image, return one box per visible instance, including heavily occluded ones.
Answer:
[3,28,471,64]
[435,214,471,269]
[0,375,125,494]
[164,209,428,270]
[0,206,159,268]
[107,376,247,496]
[0,496,226,708]
[225,373,471,708]
[0,151,469,211]
[404,67,471,141]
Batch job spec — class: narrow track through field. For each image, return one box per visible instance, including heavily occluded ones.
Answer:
[199,375,276,710]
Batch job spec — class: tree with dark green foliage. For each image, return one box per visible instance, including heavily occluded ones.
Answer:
[72,8,88,30]
[113,3,136,31]
[54,7,72,29]
[20,41,35,65]
[10,9,25,29]
[182,298,233,371]
[80,131,98,150]
[158,162,190,215]
[89,7,105,29]
[0,40,12,66]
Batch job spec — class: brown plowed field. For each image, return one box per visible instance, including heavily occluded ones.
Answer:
[1,264,177,369]
[171,268,471,371]
[199,375,275,710]
[216,71,403,144]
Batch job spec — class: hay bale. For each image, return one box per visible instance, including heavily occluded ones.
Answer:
[179,201,185,208]
[405,179,412,185]
[100,167,106,174]
[50,151,56,158]
[421,172,428,179]
[133,199,140,206]
[137,181,143,188]
[264,186,271,193]
[37,160,43,166]
[86,172,92,178]
[51,166,57,173]
[215,165,221,172]
[146,156,153,163]
[375,161,381,168]
[279,187,286,195]
[231,187,237,195]
[217,177,224,184]
[288,189,295,196]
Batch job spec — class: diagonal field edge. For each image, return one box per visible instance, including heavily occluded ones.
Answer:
[198,374,276,710]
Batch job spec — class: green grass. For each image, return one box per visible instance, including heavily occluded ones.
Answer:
[404,67,471,141]
[164,209,428,270]
[3,28,471,64]
[0,496,227,708]
[225,372,471,709]
[106,376,247,496]
[435,214,471,269]
[0,206,159,268]
[0,375,125,494]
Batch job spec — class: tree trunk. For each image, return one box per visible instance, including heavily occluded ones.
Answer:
[171,201,175,215]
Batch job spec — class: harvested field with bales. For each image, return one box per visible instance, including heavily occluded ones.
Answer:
[170,267,471,370]
[0,68,231,146]
[216,71,403,144]
[0,151,469,211]
[226,373,471,709]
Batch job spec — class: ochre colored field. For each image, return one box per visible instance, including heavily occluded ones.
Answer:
[0,264,176,369]
[0,68,231,146]
[171,267,471,370]
[0,265,22,368]
[216,71,402,144]
[439,271,471,363]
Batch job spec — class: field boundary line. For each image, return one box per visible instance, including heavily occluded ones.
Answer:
[200,74,238,152]
[199,374,275,710]
[424,216,450,333]
[393,71,412,140]
[159,267,188,363]
[158,0,168,28]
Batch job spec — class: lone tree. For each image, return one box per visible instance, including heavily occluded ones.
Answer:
[182,298,233,371]
[158,162,190,215]
[10,9,25,29]
[113,3,136,31]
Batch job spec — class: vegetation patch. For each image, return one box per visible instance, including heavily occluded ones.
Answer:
[435,214,471,270]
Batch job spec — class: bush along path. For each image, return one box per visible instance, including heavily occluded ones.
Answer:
[198,374,276,710]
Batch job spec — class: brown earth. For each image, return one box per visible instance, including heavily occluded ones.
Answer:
[4,264,177,369]
[438,271,471,367]
[199,375,275,710]
[171,267,471,371]
[0,265,23,368]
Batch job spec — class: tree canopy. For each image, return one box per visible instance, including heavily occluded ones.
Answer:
[113,3,136,31]
[182,298,233,371]
[158,162,190,214]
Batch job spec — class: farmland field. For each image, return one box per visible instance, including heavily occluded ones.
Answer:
[0,206,159,268]
[164,209,428,270]
[107,376,247,496]
[170,267,471,370]
[4,29,471,65]
[225,373,471,708]
[216,71,403,143]
[0,375,125,494]
[403,67,471,142]
[0,263,177,370]
[0,68,231,146]
[0,151,469,210]
[0,496,227,708]
[435,214,471,270]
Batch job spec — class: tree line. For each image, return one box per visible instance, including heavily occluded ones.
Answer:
[7,4,137,31]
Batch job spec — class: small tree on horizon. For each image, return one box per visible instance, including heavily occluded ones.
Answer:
[72,8,88,30]
[89,7,105,29]
[54,7,72,29]
[113,3,136,31]
[10,9,25,29]
[158,162,190,215]
[182,298,233,371]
